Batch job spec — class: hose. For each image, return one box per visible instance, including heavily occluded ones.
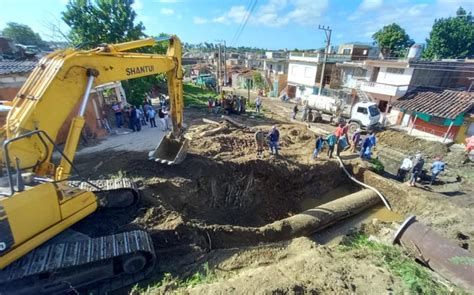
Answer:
[336,155,392,211]
[37,132,104,191]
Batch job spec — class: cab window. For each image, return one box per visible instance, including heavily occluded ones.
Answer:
[357,107,368,115]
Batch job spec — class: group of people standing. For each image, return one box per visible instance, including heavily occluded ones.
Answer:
[311,123,376,160]
[397,153,445,186]
[255,125,280,158]
[208,91,250,115]
[111,101,170,132]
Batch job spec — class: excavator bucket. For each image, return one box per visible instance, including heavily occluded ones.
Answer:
[148,134,189,165]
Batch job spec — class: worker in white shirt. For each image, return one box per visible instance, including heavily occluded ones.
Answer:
[397,156,413,182]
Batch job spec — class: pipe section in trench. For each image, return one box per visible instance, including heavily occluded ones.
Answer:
[191,189,381,248]
[394,216,474,290]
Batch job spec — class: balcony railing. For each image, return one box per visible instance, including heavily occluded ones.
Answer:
[290,52,351,63]
[360,81,408,97]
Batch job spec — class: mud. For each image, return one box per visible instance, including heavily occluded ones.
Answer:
[71,110,473,294]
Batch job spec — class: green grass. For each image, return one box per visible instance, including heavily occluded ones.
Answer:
[183,83,218,107]
[108,170,127,179]
[339,233,463,294]
[131,263,217,294]
[370,157,385,175]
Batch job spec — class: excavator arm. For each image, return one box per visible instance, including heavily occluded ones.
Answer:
[2,36,184,180]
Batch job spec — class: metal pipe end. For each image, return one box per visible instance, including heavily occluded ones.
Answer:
[392,215,417,245]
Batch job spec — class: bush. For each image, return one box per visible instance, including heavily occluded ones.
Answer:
[370,157,385,174]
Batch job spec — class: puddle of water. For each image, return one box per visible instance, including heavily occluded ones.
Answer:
[311,205,404,246]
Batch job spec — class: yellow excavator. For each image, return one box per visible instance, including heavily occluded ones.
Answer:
[0,36,187,294]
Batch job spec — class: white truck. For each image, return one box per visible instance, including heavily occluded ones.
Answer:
[301,93,380,132]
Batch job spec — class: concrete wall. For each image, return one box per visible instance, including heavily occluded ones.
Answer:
[375,67,413,85]
[288,62,318,87]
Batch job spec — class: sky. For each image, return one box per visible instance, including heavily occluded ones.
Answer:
[0,0,473,50]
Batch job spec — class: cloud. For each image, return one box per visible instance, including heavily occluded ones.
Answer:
[213,5,248,24]
[132,0,143,10]
[160,8,175,15]
[193,16,208,24]
[359,0,383,11]
[212,0,329,28]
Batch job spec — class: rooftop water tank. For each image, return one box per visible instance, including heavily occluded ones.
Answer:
[408,44,423,59]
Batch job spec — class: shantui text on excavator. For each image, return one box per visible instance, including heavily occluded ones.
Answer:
[0,35,187,294]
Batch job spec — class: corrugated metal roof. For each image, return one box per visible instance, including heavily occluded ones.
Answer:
[393,87,474,119]
[0,60,37,75]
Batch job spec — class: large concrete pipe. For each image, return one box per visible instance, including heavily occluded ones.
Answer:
[192,189,381,248]
[393,216,474,290]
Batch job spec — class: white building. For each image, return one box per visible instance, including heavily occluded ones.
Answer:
[337,59,414,125]
[287,52,350,98]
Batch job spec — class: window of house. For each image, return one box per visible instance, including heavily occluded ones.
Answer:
[342,49,351,55]
[386,68,404,74]
[291,65,298,75]
[354,68,367,77]
[304,67,313,78]
[277,64,282,72]
[357,107,368,114]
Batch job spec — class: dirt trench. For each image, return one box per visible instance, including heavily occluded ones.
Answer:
[71,119,473,294]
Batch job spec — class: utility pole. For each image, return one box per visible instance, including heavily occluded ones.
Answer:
[223,40,227,87]
[318,25,332,96]
[217,40,228,87]
[217,42,221,94]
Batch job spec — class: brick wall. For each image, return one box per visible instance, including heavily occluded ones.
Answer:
[56,93,107,144]
[413,117,460,139]
[0,87,20,100]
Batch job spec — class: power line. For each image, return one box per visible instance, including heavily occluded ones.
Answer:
[232,0,258,47]
[230,0,254,46]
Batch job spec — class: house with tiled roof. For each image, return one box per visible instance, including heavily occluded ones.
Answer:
[393,87,474,143]
[0,60,38,100]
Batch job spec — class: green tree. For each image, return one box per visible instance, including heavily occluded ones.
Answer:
[2,22,44,46]
[372,23,414,57]
[423,7,474,59]
[62,0,145,47]
[253,72,264,89]
[62,0,167,106]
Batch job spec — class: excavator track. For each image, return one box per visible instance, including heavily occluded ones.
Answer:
[68,178,141,208]
[0,230,155,295]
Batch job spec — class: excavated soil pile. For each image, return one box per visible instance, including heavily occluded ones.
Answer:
[377,129,448,159]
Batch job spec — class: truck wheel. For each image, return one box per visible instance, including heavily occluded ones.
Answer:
[348,122,360,134]
[312,111,322,123]
[307,112,314,122]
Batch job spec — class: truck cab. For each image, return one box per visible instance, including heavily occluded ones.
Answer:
[349,101,380,131]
